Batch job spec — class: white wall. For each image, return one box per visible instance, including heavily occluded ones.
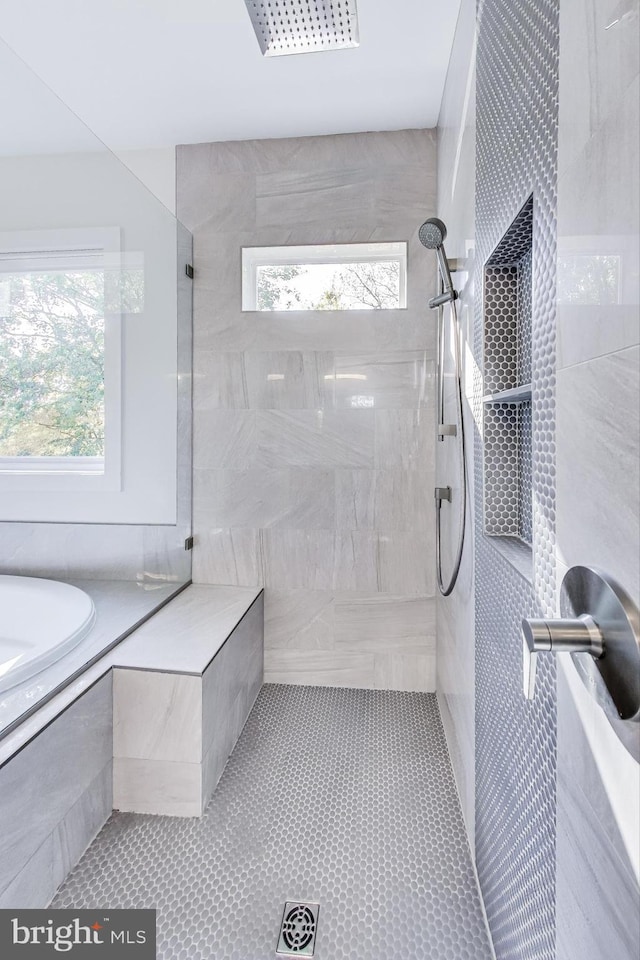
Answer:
[435,0,477,847]
[115,148,176,215]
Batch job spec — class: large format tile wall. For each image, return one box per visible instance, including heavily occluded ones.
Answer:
[435,0,478,846]
[555,1,640,957]
[177,130,438,690]
[0,676,112,908]
[0,518,190,583]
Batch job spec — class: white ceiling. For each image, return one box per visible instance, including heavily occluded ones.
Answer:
[0,0,460,151]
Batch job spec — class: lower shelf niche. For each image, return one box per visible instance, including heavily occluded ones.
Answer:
[483,399,532,546]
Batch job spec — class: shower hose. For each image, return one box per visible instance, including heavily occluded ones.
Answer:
[435,293,468,597]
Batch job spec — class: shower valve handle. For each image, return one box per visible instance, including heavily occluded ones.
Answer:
[521,616,603,699]
[521,566,640,720]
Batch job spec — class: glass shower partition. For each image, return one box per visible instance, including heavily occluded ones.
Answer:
[0,37,192,738]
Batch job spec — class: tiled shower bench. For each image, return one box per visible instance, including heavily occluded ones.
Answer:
[0,584,264,909]
[112,584,264,817]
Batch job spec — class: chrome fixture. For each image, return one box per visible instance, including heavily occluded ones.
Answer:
[522,615,605,700]
[522,566,640,721]
[419,217,467,597]
[418,218,458,309]
[244,0,359,58]
[276,901,319,957]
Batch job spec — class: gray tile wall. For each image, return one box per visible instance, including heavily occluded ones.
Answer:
[112,596,263,818]
[555,0,640,955]
[0,519,191,583]
[202,593,264,801]
[0,675,113,908]
[177,130,438,690]
[113,670,203,816]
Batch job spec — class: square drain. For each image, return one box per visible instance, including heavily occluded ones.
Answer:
[276,901,320,956]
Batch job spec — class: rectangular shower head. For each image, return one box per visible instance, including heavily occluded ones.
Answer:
[244,0,360,58]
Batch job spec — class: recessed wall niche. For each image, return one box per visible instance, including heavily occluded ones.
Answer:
[483,195,533,556]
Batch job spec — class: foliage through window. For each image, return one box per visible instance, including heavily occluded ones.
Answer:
[0,229,137,518]
[0,253,106,465]
[242,243,407,311]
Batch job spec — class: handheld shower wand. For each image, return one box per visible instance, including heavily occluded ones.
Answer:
[418,216,467,597]
[418,218,459,309]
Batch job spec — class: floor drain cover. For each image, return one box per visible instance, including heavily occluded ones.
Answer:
[276,901,319,956]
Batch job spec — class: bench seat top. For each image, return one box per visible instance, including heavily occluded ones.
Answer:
[114,584,263,675]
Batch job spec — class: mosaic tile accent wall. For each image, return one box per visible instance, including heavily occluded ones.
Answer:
[483,196,534,543]
[517,248,533,386]
[483,397,532,543]
[474,1,559,959]
[483,266,519,394]
[483,403,520,536]
[518,401,533,546]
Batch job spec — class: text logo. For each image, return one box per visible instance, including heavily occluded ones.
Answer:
[0,910,155,957]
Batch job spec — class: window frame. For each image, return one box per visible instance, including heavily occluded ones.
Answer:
[0,227,123,492]
[241,241,408,311]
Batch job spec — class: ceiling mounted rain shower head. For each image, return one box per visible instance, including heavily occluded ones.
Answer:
[244,0,360,58]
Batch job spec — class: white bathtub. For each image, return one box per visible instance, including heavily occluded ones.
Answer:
[0,576,96,695]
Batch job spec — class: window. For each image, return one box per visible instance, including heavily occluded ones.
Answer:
[242,242,407,311]
[0,228,123,489]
